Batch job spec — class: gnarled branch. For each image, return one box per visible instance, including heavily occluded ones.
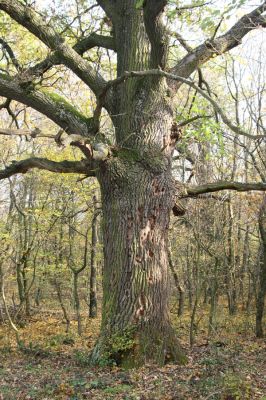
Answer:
[0,127,54,140]
[183,181,266,197]
[0,157,95,180]
[174,1,266,78]
[0,74,90,137]
[0,0,106,96]
[21,32,116,86]
[0,38,21,71]
[102,69,266,140]
[74,33,116,55]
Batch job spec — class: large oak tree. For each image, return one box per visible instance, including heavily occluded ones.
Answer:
[0,0,266,366]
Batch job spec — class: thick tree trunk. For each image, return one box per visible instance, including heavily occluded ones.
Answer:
[90,2,186,367]
[90,152,186,367]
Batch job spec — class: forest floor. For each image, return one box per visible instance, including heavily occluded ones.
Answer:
[0,306,265,400]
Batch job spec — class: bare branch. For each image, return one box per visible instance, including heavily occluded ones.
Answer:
[103,69,266,140]
[183,181,266,197]
[0,99,19,127]
[174,144,196,164]
[0,127,54,139]
[0,38,21,71]
[174,2,266,78]
[0,157,94,181]
[74,33,116,55]
[177,114,212,128]
[176,2,210,11]
[188,193,230,202]
[174,32,193,52]
[13,32,115,92]
[0,125,111,163]
[0,0,106,96]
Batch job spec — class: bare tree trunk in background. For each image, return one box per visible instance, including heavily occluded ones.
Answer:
[190,242,201,347]
[241,227,250,310]
[73,272,82,336]
[256,196,266,337]
[54,279,70,333]
[168,245,184,317]
[69,226,89,336]
[226,199,237,315]
[208,259,219,336]
[186,244,193,310]
[89,195,100,318]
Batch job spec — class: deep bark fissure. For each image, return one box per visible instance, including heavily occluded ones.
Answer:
[90,147,186,366]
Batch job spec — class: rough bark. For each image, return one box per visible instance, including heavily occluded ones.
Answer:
[90,154,186,366]
[88,1,189,365]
